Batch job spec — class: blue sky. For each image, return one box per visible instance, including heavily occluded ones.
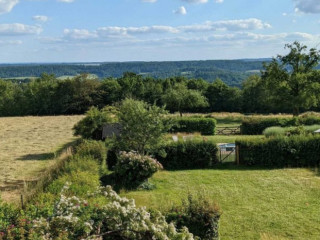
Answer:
[0,0,320,63]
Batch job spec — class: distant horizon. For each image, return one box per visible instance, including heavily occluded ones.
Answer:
[0,57,272,65]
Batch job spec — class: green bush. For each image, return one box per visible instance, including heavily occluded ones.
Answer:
[155,140,219,170]
[263,125,320,138]
[73,106,117,140]
[170,117,217,135]
[241,116,320,135]
[166,193,221,240]
[114,151,163,189]
[240,117,298,135]
[74,140,107,165]
[236,135,320,167]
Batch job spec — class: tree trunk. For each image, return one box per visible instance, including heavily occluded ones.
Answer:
[293,107,300,116]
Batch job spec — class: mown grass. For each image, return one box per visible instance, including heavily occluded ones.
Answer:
[0,115,84,203]
[123,166,320,240]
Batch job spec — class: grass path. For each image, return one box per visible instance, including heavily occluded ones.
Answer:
[0,115,83,203]
[123,166,320,239]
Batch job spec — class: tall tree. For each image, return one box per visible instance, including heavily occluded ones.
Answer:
[162,84,208,116]
[261,41,320,116]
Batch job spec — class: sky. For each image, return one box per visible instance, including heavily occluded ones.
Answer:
[1,0,320,63]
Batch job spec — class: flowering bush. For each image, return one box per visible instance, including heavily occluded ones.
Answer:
[0,184,195,240]
[114,151,163,189]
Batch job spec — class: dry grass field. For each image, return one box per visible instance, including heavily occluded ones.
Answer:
[0,115,83,203]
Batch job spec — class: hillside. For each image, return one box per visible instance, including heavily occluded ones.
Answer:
[0,59,269,87]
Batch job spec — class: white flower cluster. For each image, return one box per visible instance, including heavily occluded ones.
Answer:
[32,184,195,240]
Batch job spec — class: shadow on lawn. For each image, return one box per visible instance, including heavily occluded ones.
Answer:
[17,139,79,161]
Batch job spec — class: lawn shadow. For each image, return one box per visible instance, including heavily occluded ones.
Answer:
[17,139,80,161]
[17,152,55,161]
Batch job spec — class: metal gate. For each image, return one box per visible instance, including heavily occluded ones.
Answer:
[218,143,236,162]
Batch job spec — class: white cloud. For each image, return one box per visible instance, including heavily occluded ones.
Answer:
[294,0,320,14]
[174,6,187,15]
[215,0,224,3]
[210,18,271,31]
[57,0,74,3]
[141,0,157,2]
[0,0,19,14]
[181,0,208,3]
[0,40,22,45]
[180,18,271,32]
[32,15,48,22]
[64,29,98,40]
[0,23,42,35]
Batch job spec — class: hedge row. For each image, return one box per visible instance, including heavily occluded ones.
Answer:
[170,117,217,135]
[154,140,219,170]
[236,135,320,167]
[108,140,219,170]
[241,116,320,135]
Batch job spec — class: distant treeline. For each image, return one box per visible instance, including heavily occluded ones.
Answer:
[0,60,267,87]
[1,72,319,117]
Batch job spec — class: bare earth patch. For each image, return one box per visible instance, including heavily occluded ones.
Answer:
[0,115,83,203]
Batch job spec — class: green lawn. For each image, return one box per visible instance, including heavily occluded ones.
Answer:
[123,166,320,240]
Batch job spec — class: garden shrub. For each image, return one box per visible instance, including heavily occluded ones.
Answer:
[166,193,221,240]
[240,117,298,135]
[74,140,107,165]
[155,140,219,170]
[241,116,320,135]
[73,106,117,140]
[236,135,320,167]
[170,117,216,135]
[114,151,163,189]
[263,125,320,138]
[0,186,195,240]
[47,170,100,196]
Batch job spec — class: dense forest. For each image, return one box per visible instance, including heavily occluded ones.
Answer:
[0,70,319,117]
[0,59,268,87]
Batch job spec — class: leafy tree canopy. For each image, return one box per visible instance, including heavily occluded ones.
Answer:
[262,41,320,115]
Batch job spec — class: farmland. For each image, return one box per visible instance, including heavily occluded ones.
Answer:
[0,115,83,203]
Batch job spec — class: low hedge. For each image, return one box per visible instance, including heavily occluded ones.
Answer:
[155,140,219,170]
[236,135,320,167]
[108,140,219,170]
[241,116,320,135]
[170,117,217,135]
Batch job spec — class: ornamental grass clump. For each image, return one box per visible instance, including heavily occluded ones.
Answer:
[114,151,163,189]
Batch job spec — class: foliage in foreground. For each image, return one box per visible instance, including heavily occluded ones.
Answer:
[236,135,320,167]
[166,193,220,240]
[114,151,163,189]
[0,185,195,240]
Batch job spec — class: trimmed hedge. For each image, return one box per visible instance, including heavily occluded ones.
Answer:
[236,135,320,167]
[170,117,217,135]
[241,116,320,135]
[107,140,219,170]
[155,140,219,170]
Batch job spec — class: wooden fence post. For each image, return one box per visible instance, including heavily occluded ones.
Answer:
[236,145,240,165]
[21,194,24,209]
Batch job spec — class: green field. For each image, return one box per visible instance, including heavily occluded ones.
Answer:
[123,166,320,240]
